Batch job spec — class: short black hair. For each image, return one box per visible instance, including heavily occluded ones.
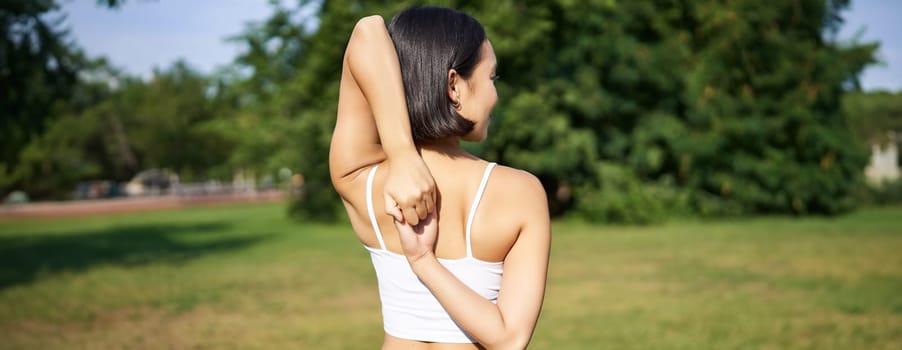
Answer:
[388,6,485,142]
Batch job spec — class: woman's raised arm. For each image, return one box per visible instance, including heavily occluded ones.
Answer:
[329,15,435,225]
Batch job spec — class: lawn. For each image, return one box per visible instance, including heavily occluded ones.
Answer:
[1,203,900,349]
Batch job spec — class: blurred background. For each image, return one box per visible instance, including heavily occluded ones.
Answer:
[1,1,900,349]
[1,0,900,221]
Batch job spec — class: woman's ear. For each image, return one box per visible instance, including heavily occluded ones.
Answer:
[447,69,460,103]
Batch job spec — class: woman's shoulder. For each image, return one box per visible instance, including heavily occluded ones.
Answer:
[486,163,547,205]
[474,163,548,231]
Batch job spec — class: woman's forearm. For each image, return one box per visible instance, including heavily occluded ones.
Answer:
[345,15,416,158]
[344,15,436,224]
[410,255,529,349]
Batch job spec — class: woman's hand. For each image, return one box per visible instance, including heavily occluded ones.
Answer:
[383,150,436,226]
[394,211,438,263]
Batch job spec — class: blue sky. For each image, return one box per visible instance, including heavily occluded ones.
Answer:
[62,0,900,91]
[61,0,273,78]
[837,0,902,91]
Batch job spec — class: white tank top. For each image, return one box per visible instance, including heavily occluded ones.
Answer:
[364,162,503,343]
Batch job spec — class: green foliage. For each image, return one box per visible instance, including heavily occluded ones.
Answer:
[217,1,357,220]
[117,62,233,181]
[573,162,667,224]
[870,178,902,205]
[3,0,880,223]
[855,178,902,206]
[842,90,902,207]
[0,0,124,194]
[220,0,877,222]
[9,61,232,198]
[11,112,104,199]
[476,0,875,219]
[1,0,82,189]
[843,90,902,146]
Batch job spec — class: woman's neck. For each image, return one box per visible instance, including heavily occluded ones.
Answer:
[416,137,473,160]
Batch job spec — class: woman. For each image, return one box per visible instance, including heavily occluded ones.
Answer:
[329,6,550,350]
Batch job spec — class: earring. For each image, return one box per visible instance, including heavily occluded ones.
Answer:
[452,100,461,109]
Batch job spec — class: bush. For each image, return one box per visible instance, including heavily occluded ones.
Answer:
[869,178,902,205]
[287,179,344,222]
[574,162,666,224]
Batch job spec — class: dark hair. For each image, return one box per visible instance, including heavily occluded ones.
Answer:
[388,6,485,142]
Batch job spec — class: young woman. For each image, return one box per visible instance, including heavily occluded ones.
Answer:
[329,7,550,350]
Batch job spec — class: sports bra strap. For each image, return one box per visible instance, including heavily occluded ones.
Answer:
[465,162,496,258]
[367,162,496,256]
[366,165,387,250]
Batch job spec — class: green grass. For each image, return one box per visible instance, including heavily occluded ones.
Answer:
[1,203,900,349]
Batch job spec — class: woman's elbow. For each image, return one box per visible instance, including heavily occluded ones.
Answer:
[482,331,533,350]
[352,15,385,37]
[347,15,387,60]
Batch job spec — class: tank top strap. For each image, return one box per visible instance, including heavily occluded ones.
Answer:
[465,162,497,258]
[365,165,387,250]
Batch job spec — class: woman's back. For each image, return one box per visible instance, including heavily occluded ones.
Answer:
[349,153,525,263]
[339,152,542,349]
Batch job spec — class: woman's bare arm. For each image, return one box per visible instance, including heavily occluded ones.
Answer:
[396,169,551,349]
[329,15,434,224]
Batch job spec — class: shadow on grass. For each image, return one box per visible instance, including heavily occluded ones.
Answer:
[0,222,272,290]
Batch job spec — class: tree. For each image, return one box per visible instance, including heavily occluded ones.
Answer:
[4,0,878,215]
[1,0,124,194]
[472,0,877,219]
[190,0,880,221]
[843,90,902,147]
[11,60,233,199]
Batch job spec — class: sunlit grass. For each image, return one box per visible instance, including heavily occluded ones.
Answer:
[1,204,900,349]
